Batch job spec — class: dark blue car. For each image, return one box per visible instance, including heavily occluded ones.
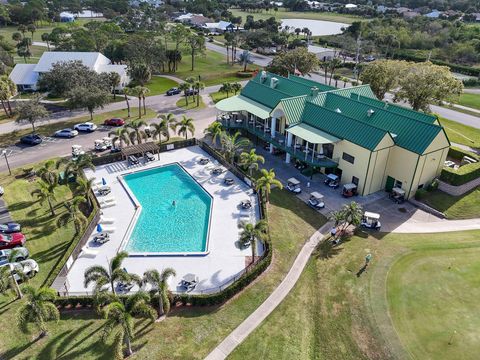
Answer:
[0,222,21,234]
[20,134,42,145]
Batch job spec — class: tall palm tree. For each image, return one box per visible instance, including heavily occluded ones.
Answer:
[76,176,94,209]
[255,168,283,203]
[31,179,57,217]
[150,121,169,144]
[220,131,250,164]
[239,149,265,176]
[56,154,95,179]
[127,120,147,144]
[238,220,268,265]
[84,251,140,294]
[123,87,132,118]
[203,121,224,146]
[194,80,204,107]
[102,292,156,358]
[109,127,131,148]
[36,159,58,185]
[340,201,363,231]
[143,268,176,318]
[138,86,150,115]
[157,113,176,141]
[0,248,25,299]
[174,115,195,140]
[16,286,59,338]
[178,82,191,106]
[56,196,87,235]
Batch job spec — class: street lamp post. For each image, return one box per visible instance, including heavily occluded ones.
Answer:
[2,150,11,176]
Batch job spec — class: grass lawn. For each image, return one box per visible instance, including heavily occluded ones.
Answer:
[176,96,206,110]
[143,76,178,96]
[209,91,240,104]
[0,112,15,125]
[456,93,480,111]
[166,49,259,86]
[229,8,361,24]
[231,230,480,360]
[0,107,157,148]
[437,116,480,148]
[419,188,480,219]
[0,188,326,358]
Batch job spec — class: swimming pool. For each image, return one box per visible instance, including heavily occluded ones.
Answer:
[122,164,212,254]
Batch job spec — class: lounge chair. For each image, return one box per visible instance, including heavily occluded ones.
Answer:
[99,216,115,224]
[128,155,139,165]
[80,246,98,258]
[101,225,116,233]
[240,200,252,209]
[211,167,224,175]
[100,199,117,209]
[144,152,155,162]
[224,178,234,185]
[93,232,110,244]
[97,185,111,196]
[199,157,210,165]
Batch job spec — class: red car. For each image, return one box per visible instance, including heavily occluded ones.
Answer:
[0,233,26,250]
[104,118,125,126]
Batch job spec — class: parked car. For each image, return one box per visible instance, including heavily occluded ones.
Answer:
[104,118,125,126]
[0,222,21,234]
[74,122,97,132]
[166,87,181,96]
[20,133,42,145]
[0,186,3,196]
[0,247,29,262]
[0,259,39,281]
[54,129,78,138]
[0,232,26,250]
[364,55,376,62]
[185,88,198,96]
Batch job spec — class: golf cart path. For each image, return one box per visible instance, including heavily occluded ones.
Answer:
[389,218,480,233]
[205,222,330,360]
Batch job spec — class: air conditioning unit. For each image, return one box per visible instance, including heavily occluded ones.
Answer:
[260,71,267,82]
[270,77,278,88]
[367,109,375,117]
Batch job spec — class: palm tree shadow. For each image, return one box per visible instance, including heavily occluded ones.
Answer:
[1,335,42,359]
[7,200,36,212]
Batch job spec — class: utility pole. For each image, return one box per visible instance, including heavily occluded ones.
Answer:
[353,34,362,82]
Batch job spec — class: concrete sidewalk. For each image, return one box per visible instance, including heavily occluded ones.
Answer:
[205,222,331,360]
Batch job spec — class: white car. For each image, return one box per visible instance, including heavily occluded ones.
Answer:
[54,129,78,138]
[0,247,29,262]
[0,186,3,196]
[74,122,97,132]
[0,259,38,281]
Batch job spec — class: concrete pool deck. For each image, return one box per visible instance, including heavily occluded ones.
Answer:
[63,146,261,295]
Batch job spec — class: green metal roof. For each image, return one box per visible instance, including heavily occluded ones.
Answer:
[240,81,288,108]
[322,93,442,154]
[216,95,271,119]
[300,102,388,151]
[355,95,437,124]
[287,123,340,144]
[326,85,377,99]
[287,74,336,92]
[280,96,307,126]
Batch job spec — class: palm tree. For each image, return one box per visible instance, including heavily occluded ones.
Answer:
[194,80,204,107]
[127,120,147,144]
[102,292,156,358]
[56,196,87,234]
[76,176,94,209]
[84,251,140,294]
[203,121,224,146]
[219,82,232,98]
[16,286,59,338]
[109,127,131,148]
[255,168,283,203]
[123,87,132,118]
[238,220,268,265]
[138,86,150,115]
[178,82,191,106]
[31,179,57,217]
[143,268,176,318]
[339,201,363,232]
[220,131,250,164]
[36,159,58,185]
[174,115,195,140]
[154,113,176,143]
[56,154,95,180]
[239,149,265,176]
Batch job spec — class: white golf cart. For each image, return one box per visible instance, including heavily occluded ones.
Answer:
[361,211,381,230]
[324,173,339,188]
[389,187,405,204]
[102,137,113,149]
[286,177,302,194]
[308,192,325,209]
[94,139,107,151]
[342,183,358,197]
[71,145,85,159]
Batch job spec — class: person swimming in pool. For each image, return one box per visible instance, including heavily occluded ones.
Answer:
[172,200,176,206]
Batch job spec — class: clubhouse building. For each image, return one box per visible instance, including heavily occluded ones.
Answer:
[216,71,450,199]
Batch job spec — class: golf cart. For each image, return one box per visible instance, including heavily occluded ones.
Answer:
[361,211,381,230]
[286,177,302,194]
[94,139,107,151]
[342,183,358,197]
[102,137,113,149]
[389,187,405,204]
[324,173,339,189]
[71,145,85,159]
[308,192,325,209]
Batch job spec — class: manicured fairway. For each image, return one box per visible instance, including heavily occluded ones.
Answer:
[457,93,480,111]
[437,116,480,148]
[419,188,480,219]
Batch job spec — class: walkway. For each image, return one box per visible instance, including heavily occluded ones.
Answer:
[205,222,330,360]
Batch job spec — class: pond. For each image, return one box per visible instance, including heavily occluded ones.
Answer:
[281,19,348,36]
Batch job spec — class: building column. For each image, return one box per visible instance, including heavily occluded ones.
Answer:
[286,131,293,163]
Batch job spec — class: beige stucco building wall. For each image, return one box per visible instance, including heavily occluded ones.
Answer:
[333,140,372,194]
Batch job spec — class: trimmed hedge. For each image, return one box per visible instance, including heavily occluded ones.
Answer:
[92,152,123,166]
[440,147,480,186]
[447,146,479,161]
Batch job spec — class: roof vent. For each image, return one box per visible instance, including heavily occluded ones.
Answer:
[270,77,279,89]
[310,86,319,97]
[367,109,375,117]
[335,108,342,113]
[260,71,267,83]
[391,133,397,139]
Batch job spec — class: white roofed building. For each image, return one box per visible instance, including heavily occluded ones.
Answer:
[9,52,129,92]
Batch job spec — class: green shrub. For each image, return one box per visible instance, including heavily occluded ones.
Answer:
[447,146,479,161]
[415,188,428,200]
[440,162,480,185]
[426,179,439,192]
[236,71,255,78]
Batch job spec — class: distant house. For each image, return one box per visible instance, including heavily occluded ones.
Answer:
[425,10,441,18]
[376,5,388,13]
[345,3,358,9]
[308,45,337,61]
[59,12,75,22]
[474,13,480,22]
[403,11,420,19]
[9,52,129,92]
[174,13,212,27]
[130,0,164,7]
[204,21,235,34]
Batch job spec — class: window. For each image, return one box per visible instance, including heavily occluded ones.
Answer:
[394,180,403,189]
[352,176,359,185]
[418,184,424,189]
[342,152,355,164]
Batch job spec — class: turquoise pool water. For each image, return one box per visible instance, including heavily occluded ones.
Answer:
[123,164,211,253]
